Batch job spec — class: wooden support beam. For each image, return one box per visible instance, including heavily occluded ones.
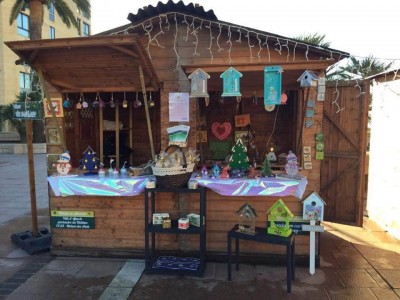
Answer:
[51,79,81,92]
[108,45,139,59]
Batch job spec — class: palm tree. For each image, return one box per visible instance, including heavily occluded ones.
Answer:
[292,33,331,48]
[1,0,91,40]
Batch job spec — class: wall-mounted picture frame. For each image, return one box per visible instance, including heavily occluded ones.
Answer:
[234,114,250,127]
[44,98,64,118]
[46,127,62,145]
[303,146,311,154]
[303,154,312,162]
[197,130,208,143]
[234,131,250,143]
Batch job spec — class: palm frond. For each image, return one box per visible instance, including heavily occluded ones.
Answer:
[73,0,91,17]
[8,0,28,25]
[53,0,77,28]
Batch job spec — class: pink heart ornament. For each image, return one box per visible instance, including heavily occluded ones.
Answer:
[212,122,232,140]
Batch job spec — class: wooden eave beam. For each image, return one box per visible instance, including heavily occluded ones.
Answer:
[51,79,82,92]
[182,60,334,74]
[58,86,158,93]
[108,45,139,59]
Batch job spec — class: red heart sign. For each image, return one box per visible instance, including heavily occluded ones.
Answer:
[212,122,232,140]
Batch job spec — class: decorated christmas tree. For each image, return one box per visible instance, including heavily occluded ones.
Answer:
[229,138,250,170]
[261,156,273,177]
[79,146,100,175]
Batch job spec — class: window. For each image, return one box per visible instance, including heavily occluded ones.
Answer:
[82,10,90,19]
[19,72,31,92]
[17,13,29,38]
[49,2,55,21]
[50,26,55,39]
[83,22,90,37]
[77,18,81,35]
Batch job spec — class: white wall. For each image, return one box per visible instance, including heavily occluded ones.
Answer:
[367,78,400,239]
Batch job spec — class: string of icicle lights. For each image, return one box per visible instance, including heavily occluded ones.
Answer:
[110,12,400,113]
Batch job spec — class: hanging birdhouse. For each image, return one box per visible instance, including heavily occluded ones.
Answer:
[188,68,210,98]
[264,66,283,106]
[220,67,242,97]
[302,192,326,221]
[236,203,257,235]
[297,70,319,88]
[266,199,294,237]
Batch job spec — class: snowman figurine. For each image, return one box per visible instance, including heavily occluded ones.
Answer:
[285,150,299,176]
[53,151,72,175]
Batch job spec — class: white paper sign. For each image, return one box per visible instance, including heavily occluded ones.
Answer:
[169,93,189,122]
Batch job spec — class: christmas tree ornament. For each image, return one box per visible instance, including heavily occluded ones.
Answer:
[53,151,72,175]
[122,92,128,108]
[81,93,88,108]
[109,92,116,108]
[229,138,250,171]
[79,146,100,175]
[148,92,155,108]
[93,92,100,108]
[261,156,273,177]
[134,91,142,108]
[63,93,71,108]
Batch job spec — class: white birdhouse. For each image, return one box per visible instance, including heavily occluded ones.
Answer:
[302,192,326,221]
[297,70,319,88]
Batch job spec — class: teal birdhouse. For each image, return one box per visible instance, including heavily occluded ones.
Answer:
[264,66,283,106]
[220,67,242,97]
[188,68,210,98]
[297,70,319,88]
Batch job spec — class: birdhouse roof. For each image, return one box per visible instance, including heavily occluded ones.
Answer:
[297,70,319,82]
[266,199,294,217]
[220,67,243,78]
[302,191,327,205]
[188,68,210,80]
[236,203,257,217]
[82,146,96,155]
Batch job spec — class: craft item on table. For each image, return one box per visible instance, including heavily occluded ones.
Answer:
[264,66,283,106]
[79,146,100,175]
[266,199,294,237]
[154,151,171,168]
[98,163,106,178]
[261,156,273,177]
[188,180,198,189]
[187,213,202,227]
[188,68,210,106]
[201,165,208,178]
[236,203,257,235]
[112,168,119,178]
[220,67,242,98]
[297,70,319,88]
[230,169,246,178]
[212,122,232,141]
[267,148,277,162]
[146,180,156,189]
[167,125,190,147]
[220,166,230,179]
[120,162,127,177]
[108,158,114,176]
[248,166,256,178]
[162,217,171,229]
[285,151,299,176]
[153,213,170,225]
[278,153,288,165]
[211,164,221,178]
[178,218,189,230]
[281,92,288,105]
[53,151,72,175]
[229,138,250,171]
[184,148,200,165]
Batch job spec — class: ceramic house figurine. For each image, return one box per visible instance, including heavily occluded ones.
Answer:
[266,199,294,237]
[236,203,257,235]
[302,192,326,221]
[297,70,319,88]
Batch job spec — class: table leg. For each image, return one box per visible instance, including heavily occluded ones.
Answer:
[287,243,291,293]
[228,232,232,281]
[292,239,295,280]
[235,237,240,271]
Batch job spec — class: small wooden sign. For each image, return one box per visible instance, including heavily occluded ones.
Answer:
[301,224,325,232]
[50,210,94,229]
[44,98,64,118]
[264,66,282,106]
[12,101,43,120]
[235,114,250,127]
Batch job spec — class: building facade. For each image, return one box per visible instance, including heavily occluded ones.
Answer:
[0,0,91,132]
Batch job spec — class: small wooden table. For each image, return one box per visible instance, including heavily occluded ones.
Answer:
[227,225,295,293]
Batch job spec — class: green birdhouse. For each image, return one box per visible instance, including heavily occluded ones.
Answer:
[266,199,294,237]
[220,67,242,97]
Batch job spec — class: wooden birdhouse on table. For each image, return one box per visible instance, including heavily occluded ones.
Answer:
[220,67,242,97]
[236,203,257,235]
[297,70,319,88]
[302,192,326,221]
[188,68,210,106]
[267,199,294,237]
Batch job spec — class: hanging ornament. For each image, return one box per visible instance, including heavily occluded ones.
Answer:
[188,68,210,101]
[297,70,319,88]
[80,93,88,108]
[134,91,142,108]
[98,94,105,108]
[93,92,100,108]
[63,93,71,108]
[251,91,258,105]
[220,67,242,97]
[122,92,128,108]
[148,92,155,108]
[281,91,288,105]
[76,94,82,110]
[110,92,115,108]
[211,122,231,140]
[264,66,283,106]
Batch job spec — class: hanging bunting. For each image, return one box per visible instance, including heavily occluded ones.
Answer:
[264,66,283,106]
[220,67,242,97]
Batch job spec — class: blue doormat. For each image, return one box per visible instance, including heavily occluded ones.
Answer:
[152,256,200,271]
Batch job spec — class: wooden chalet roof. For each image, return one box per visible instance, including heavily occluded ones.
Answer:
[5,34,160,93]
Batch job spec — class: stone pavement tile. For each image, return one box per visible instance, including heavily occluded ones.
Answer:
[394,289,400,297]
[43,259,86,276]
[295,267,343,288]
[336,269,380,288]
[323,222,364,232]
[202,262,216,279]
[108,259,144,288]
[363,252,400,270]
[377,270,400,289]
[364,217,388,232]
[332,252,372,269]
[255,265,286,283]
[319,252,341,268]
[326,287,379,300]
[100,287,132,300]
[370,287,400,300]
[226,263,255,282]
[214,261,234,281]
[366,268,391,288]
[75,260,126,279]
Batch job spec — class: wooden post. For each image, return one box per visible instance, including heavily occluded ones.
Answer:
[116,99,120,168]
[99,105,104,164]
[26,119,39,237]
[309,219,316,275]
[129,100,133,165]
[138,65,155,159]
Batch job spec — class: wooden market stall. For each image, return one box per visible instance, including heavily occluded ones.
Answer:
[6,1,357,262]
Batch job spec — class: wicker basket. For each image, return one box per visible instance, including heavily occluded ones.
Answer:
[151,145,195,188]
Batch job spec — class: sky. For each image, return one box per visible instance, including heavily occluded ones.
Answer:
[91,0,400,63]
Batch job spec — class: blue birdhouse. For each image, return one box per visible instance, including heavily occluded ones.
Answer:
[220,67,242,97]
[188,68,210,98]
[264,66,283,106]
[297,70,319,88]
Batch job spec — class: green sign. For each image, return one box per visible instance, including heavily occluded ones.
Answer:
[50,210,95,229]
[12,101,43,120]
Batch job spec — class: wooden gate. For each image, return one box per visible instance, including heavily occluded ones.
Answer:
[320,81,369,226]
